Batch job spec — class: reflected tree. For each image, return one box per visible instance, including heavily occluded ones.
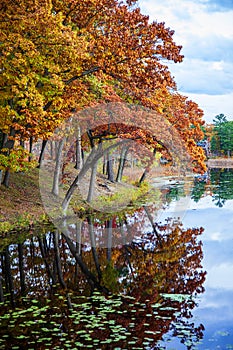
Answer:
[0,213,206,349]
[210,168,233,207]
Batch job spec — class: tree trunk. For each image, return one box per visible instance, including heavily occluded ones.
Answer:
[107,152,114,182]
[102,154,107,175]
[107,220,113,261]
[37,139,48,168]
[49,140,53,159]
[74,127,83,170]
[38,237,56,285]
[116,146,129,182]
[75,221,82,256]
[52,138,65,196]
[0,276,4,303]
[62,140,130,212]
[53,231,67,288]
[139,148,156,184]
[139,168,148,184]
[2,170,10,187]
[28,136,33,162]
[143,206,161,240]
[88,217,102,281]
[4,247,15,306]
[64,234,109,294]
[62,146,98,212]
[18,243,26,294]
[87,158,97,202]
[1,128,16,187]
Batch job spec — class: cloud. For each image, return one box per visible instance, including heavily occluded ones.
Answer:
[184,92,233,121]
[195,0,233,12]
[206,263,233,290]
[139,0,233,121]
[168,58,233,95]
[182,36,233,62]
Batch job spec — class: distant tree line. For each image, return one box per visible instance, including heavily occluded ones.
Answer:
[210,114,233,157]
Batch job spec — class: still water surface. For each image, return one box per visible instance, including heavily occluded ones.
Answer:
[0,168,233,349]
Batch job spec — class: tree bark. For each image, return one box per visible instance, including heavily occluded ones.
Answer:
[2,170,10,187]
[62,140,131,212]
[107,220,113,262]
[52,138,65,196]
[1,128,16,187]
[37,139,48,168]
[4,247,15,306]
[53,231,67,288]
[28,136,33,162]
[64,234,109,294]
[88,217,102,281]
[0,276,4,303]
[139,148,156,184]
[107,152,114,182]
[38,237,56,285]
[74,127,83,170]
[18,243,26,294]
[87,157,97,202]
[116,146,129,182]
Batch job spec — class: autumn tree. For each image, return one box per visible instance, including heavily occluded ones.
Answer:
[0,0,206,189]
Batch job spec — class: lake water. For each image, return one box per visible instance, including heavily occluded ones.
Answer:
[0,168,233,349]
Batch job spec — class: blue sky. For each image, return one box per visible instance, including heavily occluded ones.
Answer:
[156,193,233,348]
[138,0,233,123]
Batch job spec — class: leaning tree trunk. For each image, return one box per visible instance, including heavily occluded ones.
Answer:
[37,139,48,168]
[139,148,156,184]
[62,140,131,213]
[28,136,33,162]
[64,234,109,294]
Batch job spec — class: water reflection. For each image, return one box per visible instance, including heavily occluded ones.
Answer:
[2,168,232,349]
[0,214,206,349]
[162,168,233,350]
[192,168,233,207]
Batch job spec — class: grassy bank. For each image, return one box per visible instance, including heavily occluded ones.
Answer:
[0,167,154,234]
[0,169,49,233]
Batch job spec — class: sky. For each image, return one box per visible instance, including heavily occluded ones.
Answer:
[156,192,233,348]
[138,0,233,123]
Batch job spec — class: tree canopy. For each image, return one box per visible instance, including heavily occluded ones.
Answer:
[0,0,206,187]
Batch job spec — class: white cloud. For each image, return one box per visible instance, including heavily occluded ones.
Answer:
[138,0,233,122]
[184,92,233,122]
[169,58,233,95]
[206,263,233,290]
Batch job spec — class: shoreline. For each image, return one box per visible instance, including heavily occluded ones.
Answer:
[207,157,233,168]
[1,160,232,235]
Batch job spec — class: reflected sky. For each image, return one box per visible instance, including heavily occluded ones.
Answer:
[158,188,233,349]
